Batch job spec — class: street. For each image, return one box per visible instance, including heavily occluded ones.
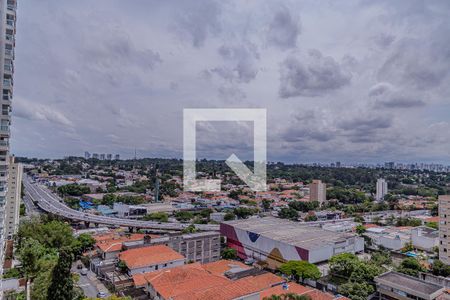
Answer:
[72,262,110,299]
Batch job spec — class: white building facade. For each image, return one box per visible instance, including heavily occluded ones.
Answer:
[4,156,22,239]
[376,178,388,201]
[0,0,17,292]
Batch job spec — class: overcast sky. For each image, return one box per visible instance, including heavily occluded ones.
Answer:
[11,0,450,164]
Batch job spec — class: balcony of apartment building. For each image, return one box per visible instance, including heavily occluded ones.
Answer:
[0,187,6,201]
[0,123,10,136]
[6,0,16,13]
[4,47,14,60]
[6,20,15,31]
[0,140,8,152]
[2,104,11,117]
[2,79,13,90]
[3,62,13,76]
[2,91,12,105]
[5,33,14,45]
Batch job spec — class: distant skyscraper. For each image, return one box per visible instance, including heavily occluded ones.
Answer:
[115,154,120,160]
[106,154,112,160]
[439,195,450,265]
[92,153,99,159]
[336,161,341,168]
[84,151,91,159]
[309,180,326,205]
[376,178,388,201]
[99,154,105,160]
[384,162,395,169]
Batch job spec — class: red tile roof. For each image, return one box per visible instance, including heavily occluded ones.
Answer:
[134,260,339,300]
[95,233,147,253]
[141,263,229,299]
[119,245,184,269]
[202,259,250,277]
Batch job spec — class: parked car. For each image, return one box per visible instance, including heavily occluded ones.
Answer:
[97,292,107,298]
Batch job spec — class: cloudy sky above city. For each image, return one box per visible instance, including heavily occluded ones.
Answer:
[11,0,450,164]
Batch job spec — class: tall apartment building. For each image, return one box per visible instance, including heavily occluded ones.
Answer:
[376,178,388,201]
[0,0,17,294]
[309,179,326,205]
[439,195,450,264]
[4,156,22,239]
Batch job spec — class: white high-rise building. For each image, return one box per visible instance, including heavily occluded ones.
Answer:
[0,0,17,294]
[376,178,388,201]
[4,156,22,239]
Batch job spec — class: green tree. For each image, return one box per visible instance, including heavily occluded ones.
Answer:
[431,260,450,277]
[304,215,317,222]
[355,224,366,235]
[224,211,236,221]
[278,261,321,283]
[370,251,392,267]
[263,294,311,300]
[47,247,74,300]
[339,282,374,300]
[143,212,169,222]
[18,239,46,278]
[329,253,359,278]
[174,211,194,222]
[349,262,382,282]
[234,207,258,219]
[262,199,273,211]
[397,257,425,276]
[278,208,298,220]
[77,233,95,251]
[182,224,197,234]
[221,248,237,259]
[117,260,128,273]
[353,215,364,223]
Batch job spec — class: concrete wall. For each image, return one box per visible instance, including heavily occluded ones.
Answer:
[128,258,184,275]
[411,228,438,252]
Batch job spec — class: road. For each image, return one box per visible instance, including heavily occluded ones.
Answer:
[22,191,40,216]
[72,262,109,298]
[23,176,219,231]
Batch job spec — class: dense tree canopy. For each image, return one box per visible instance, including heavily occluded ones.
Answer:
[278,261,321,283]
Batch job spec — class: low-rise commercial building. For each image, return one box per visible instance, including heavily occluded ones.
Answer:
[124,231,221,264]
[411,226,439,252]
[375,271,445,300]
[221,217,364,268]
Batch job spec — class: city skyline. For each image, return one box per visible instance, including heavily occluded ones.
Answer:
[9,0,450,164]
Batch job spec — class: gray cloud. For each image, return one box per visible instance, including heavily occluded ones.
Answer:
[279,49,351,98]
[211,43,260,83]
[14,97,73,127]
[369,83,426,109]
[267,6,301,49]
[378,36,450,90]
[375,95,425,108]
[338,115,392,132]
[10,0,450,163]
[171,0,222,47]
